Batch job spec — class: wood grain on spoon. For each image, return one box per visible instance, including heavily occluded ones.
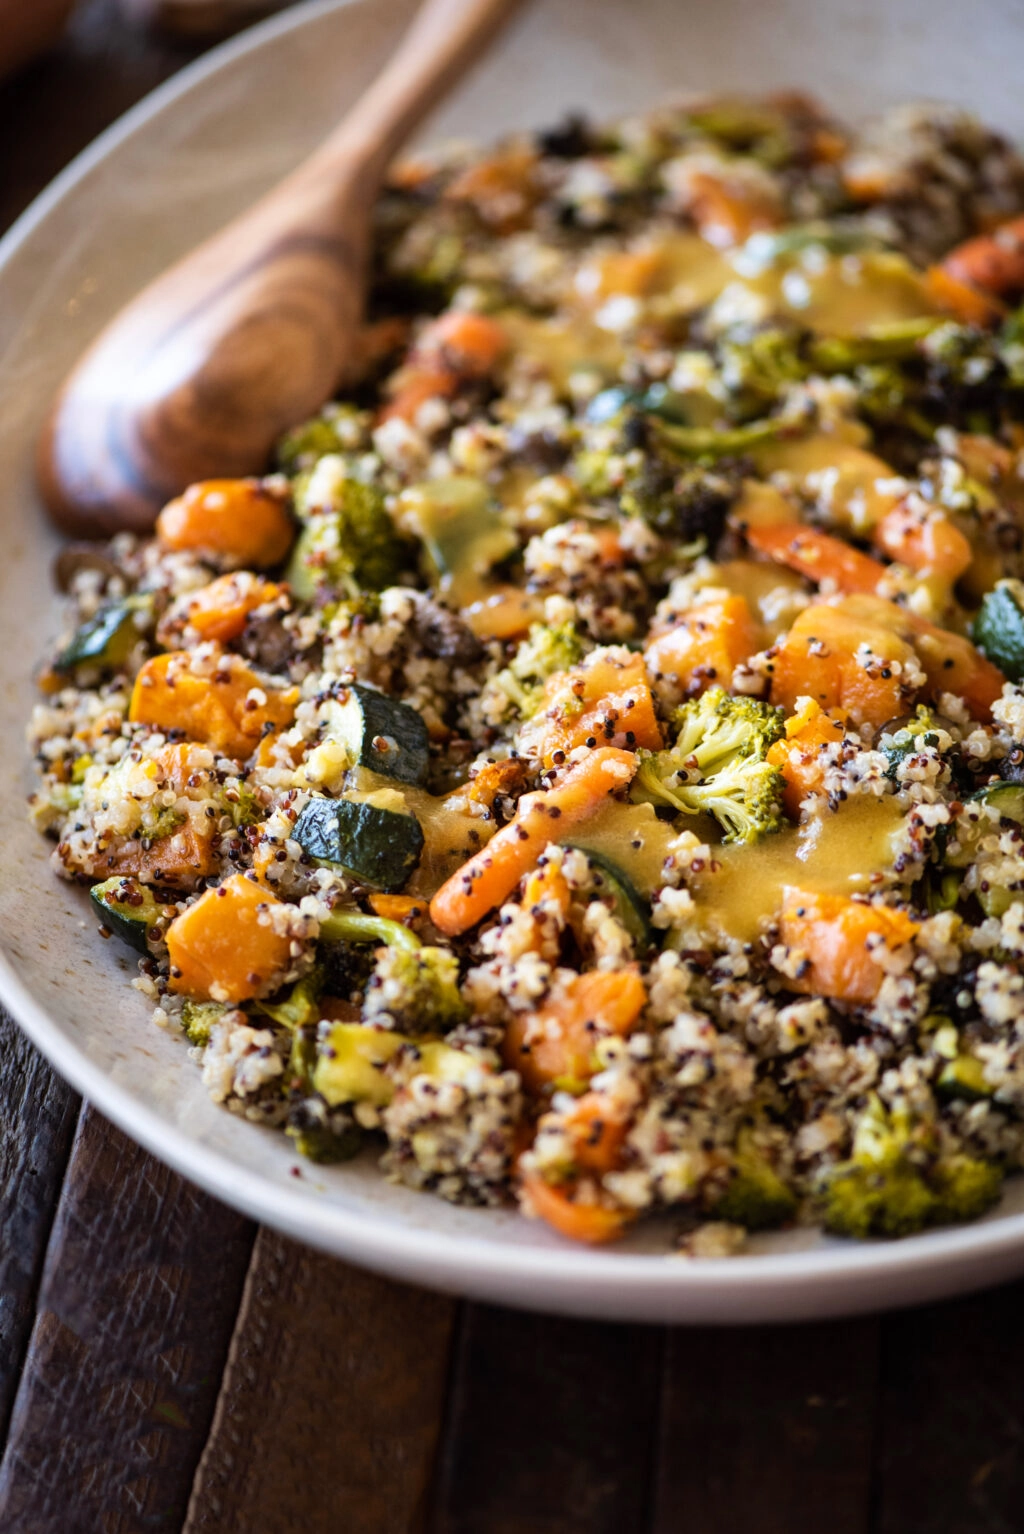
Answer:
[38,0,522,537]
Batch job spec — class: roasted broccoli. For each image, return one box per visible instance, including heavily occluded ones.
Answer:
[181,1000,226,1047]
[816,1094,1002,1239]
[878,705,948,783]
[633,687,785,844]
[493,621,586,716]
[715,1129,797,1230]
[286,460,408,597]
[363,944,469,1035]
[277,404,367,473]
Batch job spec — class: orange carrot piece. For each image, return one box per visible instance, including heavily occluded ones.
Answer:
[766,701,848,817]
[924,264,1007,327]
[941,215,1024,297]
[129,651,299,763]
[367,894,427,923]
[531,653,662,767]
[746,521,887,595]
[503,969,646,1094]
[872,502,972,581]
[645,593,758,696]
[378,366,459,425]
[185,572,282,644]
[779,886,919,1005]
[563,1091,630,1174]
[423,310,508,376]
[157,479,294,569]
[429,747,638,937]
[166,872,295,1002]
[521,1173,630,1244]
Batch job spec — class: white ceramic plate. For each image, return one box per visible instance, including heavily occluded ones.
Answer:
[4,0,1024,1324]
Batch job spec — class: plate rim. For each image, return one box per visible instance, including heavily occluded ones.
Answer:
[5,0,1024,1321]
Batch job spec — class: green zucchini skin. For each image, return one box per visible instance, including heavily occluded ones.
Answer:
[563,843,652,953]
[89,876,169,953]
[293,795,425,891]
[57,597,147,674]
[333,685,430,786]
[971,580,1024,682]
[968,781,1024,824]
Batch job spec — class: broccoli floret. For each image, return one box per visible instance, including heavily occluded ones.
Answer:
[363,945,469,1035]
[633,687,785,844]
[286,461,408,598]
[715,1129,797,1230]
[493,621,585,717]
[181,1000,226,1046]
[816,1094,1002,1239]
[878,705,946,783]
[277,404,367,473]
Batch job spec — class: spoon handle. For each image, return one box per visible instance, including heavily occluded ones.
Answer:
[39,0,523,536]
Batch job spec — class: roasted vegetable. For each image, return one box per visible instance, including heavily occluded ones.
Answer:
[971,579,1024,682]
[317,683,430,786]
[564,844,651,954]
[634,687,785,844]
[715,1129,798,1230]
[816,1095,1002,1239]
[165,874,297,1003]
[293,794,425,892]
[287,467,406,597]
[56,596,150,675]
[493,622,586,717]
[363,944,469,1034]
[157,479,295,569]
[90,876,172,954]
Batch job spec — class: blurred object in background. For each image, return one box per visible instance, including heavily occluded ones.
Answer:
[117,0,296,40]
[0,0,76,81]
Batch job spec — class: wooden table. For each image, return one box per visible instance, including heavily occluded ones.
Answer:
[3,8,1024,1530]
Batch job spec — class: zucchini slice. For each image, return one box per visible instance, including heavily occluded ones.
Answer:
[326,684,429,786]
[971,580,1024,682]
[563,843,652,953]
[90,876,172,953]
[968,781,1024,825]
[293,793,425,891]
[57,596,149,674]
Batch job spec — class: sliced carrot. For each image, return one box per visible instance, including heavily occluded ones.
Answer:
[378,366,459,425]
[428,747,638,937]
[746,521,887,595]
[166,872,295,1002]
[779,886,919,1005]
[503,969,646,1093]
[924,264,1007,327]
[530,653,662,767]
[129,651,299,762]
[940,214,1024,297]
[157,479,294,569]
[766,700,848,817]
[185,572,282,644]
[423,310,508,377]
[521,1172,630,1245]
[367,894,427,923]
[645,593,758,696]
[770,601,919,729]
[872,502,972,581]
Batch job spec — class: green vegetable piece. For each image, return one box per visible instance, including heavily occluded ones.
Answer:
[398,475,517,606]
[286,466,405,597]
[816,1094,1002,1239]
[319,910,422,952]
[715,1130,797,1230]
[809,316,942,372]
[277,405,365,473]
[324,682,430,786]
[288,1119,364,1164]
[879,706,946,784]
[971,580,1024,682]
[293,795,425,892]
[181,999,226,1047]
[257,971,324,1030]
[563,844,651,954]
[937,1054,993,1102]
[633,687,785,844]
[493,622,585,717]
[56,596,148,675]
[739,221,885,263]
[314,1022,480,1108]
[89,876,171,954]
[968,780,1024,825]
[650,415,785,461]
[363,944,469,1035]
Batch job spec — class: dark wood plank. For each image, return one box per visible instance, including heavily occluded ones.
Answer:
[0,1106,255,1533]
[873,1280,1024,1534]
[0,1007,80,1444]
[184,1228,457,1534]
[429,1304,663,1534]
[652,1318,880,1534]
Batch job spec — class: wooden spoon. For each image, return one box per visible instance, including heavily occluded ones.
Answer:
[38,0,523,537]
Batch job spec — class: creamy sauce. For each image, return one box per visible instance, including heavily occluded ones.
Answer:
[751,436,902,533]
[345,769,497,899]
[736,250,940,337]
[498,311,625,391]
[560,799,688,896]
[690,795,907,943]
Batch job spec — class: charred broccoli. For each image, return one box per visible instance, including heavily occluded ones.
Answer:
[286,459,408,597]
[277,404,367,473]
[363,944,469,1035]
[715,1129,797,1229]
[633,687,785,844]
[494,621,586,717]
[816,1094,1002,1239]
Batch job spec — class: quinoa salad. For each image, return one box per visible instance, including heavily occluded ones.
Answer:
[28,93,1024,1253]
